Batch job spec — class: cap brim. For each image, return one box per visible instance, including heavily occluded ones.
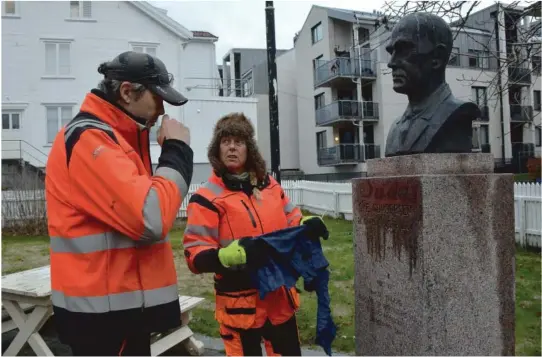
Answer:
[148,84,188,106]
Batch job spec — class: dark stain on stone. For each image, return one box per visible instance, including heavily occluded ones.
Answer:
[353,177,422,276]
[457,175,490,272]
[491,175,516,355]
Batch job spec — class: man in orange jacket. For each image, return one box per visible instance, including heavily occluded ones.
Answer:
[46,51,193,356]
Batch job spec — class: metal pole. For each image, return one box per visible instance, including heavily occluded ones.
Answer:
[265,1,281,183]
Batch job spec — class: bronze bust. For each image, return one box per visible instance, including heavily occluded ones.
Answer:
[384,12,480,157]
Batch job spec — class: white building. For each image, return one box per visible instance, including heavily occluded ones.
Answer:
[215,48,301,177]
[1,0,258,186]
[276,4,541,180]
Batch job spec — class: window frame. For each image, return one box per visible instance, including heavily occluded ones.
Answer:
[44,105,74,144]
[311,22,323,44]
[42,39,73,77]
[69,1,92,19]
[130,42,159,57]
[472,124,489,151]
[533,90,541,111]
[2,0,18,17]
[2,111,22,130]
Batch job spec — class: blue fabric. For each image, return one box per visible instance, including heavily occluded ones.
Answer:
[247,225,337,356]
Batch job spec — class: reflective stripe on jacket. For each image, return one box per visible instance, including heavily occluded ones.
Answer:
[183,171,303,329]
[46,89,193,342]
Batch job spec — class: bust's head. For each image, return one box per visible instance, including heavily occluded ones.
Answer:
[385,12,453,97]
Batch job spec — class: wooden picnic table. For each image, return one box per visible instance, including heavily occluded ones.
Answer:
[1,265,205,356]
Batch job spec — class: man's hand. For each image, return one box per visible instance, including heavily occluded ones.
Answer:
[218,240,246,268]
[157,115,190,146]
[301,216,329,240]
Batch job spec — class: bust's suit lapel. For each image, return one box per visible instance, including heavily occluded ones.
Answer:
[402,86,453,152]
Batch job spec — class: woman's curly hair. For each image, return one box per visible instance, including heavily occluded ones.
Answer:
[207,112,267,181]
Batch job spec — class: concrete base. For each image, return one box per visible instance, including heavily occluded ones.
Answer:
[352,153,515,356]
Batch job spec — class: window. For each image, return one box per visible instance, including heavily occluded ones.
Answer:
[472,87,488,106]
[468,49,489,69]
[311,23,323,44]
[70,1,92,18]
[46,106,72,143]
[2,1,16,16]
[313,55,323,70]
[2,111,21,130]
[534,90,541,111]
[44,41,71,76]
[316,131,327,149]
[448,47,459,66]
[358,27,370,44]
[242,71,253,97]
[131,44,157,57]
[536,126,541,147]
[533,55,541,75]
[472,125,489,150]
[314,93,325,110]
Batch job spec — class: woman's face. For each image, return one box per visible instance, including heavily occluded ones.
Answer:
[219,136,247,173]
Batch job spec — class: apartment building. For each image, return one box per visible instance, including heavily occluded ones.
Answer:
[281,3,540,180]
[218,48,301,174]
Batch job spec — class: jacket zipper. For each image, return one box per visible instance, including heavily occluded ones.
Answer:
[240,200,257,228]
[248,197,264,234]
[135,130,145,309]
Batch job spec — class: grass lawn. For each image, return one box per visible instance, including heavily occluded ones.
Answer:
[2,216,540,355]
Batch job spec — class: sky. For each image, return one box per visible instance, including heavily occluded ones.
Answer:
[149,0,384,64]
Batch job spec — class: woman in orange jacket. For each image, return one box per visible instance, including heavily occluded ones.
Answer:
[183,113,328,356]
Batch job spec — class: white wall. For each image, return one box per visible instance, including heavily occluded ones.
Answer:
[255,94,271,167]
[181,40,220,97]
[276,50,300,171]
[1,1,233,170]
[295,7,337,175]
[174,95,259,163]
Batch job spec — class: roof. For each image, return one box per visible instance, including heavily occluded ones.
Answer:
[192,31,218,39]
[128,1,194,40]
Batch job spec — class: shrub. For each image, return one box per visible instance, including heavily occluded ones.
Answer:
[526,157,542,182]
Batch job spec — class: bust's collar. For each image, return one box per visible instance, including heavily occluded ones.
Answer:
[404,82,451,120]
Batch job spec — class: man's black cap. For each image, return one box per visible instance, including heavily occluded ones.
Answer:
[98,51,188,106]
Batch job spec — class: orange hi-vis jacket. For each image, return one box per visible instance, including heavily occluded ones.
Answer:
[183,172,303,330]
[45,89,193,343]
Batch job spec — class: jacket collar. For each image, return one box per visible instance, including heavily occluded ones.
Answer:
[79,89,148,138]
[210,170,270,195]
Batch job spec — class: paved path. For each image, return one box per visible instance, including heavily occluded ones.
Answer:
[2,318,352,356]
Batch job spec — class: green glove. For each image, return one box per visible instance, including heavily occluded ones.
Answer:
[300,216,329,240]
[218,240,246,268]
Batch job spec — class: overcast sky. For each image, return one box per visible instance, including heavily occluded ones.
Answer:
[150,0,385,64]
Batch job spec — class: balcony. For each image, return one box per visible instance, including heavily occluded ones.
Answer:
[510,105,533,122]
[317,144,380,166]
[508,66,532,85]
[315,100,380,126]
[314,57,377,89]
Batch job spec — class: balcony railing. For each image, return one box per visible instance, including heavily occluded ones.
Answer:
[508,66,532,85]
[314,57,377,88]
[317,144,380,166]
[315,100,379,126]
[510,105,533,122]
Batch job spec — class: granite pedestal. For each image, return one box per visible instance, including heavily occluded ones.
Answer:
[352,153,515,356]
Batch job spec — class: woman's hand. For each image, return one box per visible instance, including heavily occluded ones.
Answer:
[300,216,329,240]
[218,240,246,268]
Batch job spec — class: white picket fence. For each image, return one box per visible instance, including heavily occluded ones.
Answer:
[3,181,541,248]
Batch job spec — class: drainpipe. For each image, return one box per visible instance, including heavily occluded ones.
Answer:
[494,4,506,167]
